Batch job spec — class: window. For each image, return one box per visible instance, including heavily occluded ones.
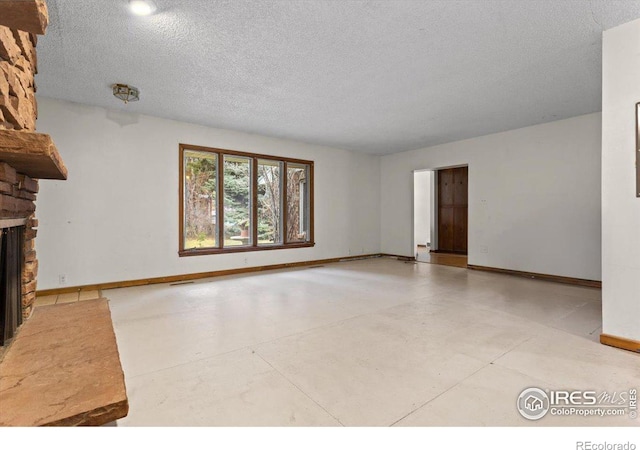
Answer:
[179,145,314,256]
[257,159,282,245]
[223,154,252,248]
[286,162,310,243]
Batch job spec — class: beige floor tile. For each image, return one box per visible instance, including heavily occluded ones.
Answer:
[56,292,79,304]
[118,348,340,426]
[376,299,549,360]
[430,322,537,363]
[396,364,547,426]
[548,301,603,337]
[253,313,487,426]
[79,290,101,301]
[493,329,640,393]
[395,364,638,427]
[34,295,57,307]
[102,257,630,427]
[112,292,368,378]
[585,326,603,343]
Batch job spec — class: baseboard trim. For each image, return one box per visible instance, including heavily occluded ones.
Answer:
[381,254,416,262]
[36,256,598,296]
[36,253,388,296]
[467,264,602,288]
[600,334,640,353]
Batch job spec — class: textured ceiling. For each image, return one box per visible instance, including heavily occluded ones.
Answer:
[36,0,640,155]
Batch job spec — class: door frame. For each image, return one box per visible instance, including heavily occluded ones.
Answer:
[412,163,469,256]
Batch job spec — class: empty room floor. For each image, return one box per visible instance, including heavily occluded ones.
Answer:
[105,257,639,426]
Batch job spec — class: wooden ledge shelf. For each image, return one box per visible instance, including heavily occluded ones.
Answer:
[0,0,49,35]
[0,129,67,180]
[0,299,129,426]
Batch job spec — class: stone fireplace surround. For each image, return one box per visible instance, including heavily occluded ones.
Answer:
[0,2,128,427]
[0,0,66,347]
[0,167,40,324]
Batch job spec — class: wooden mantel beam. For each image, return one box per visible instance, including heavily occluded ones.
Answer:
[0,129,67,180]
[0,0,49,35]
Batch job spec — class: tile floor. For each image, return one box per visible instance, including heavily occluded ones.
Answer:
[101,257,639,426]
[35,289,102,306]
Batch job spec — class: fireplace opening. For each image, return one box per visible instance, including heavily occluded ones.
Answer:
[0,226,24,346]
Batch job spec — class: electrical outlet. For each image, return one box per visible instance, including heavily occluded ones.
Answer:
[480,246,489,254]
[244,257,248,265]
[59,274,67,285]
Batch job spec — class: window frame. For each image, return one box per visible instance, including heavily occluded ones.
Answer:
[179,144,314,257]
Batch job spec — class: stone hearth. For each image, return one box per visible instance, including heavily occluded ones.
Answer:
[0,299,128,426]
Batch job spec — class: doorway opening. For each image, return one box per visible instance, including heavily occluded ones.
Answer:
[413,170,434,261]
[413,166,468,268]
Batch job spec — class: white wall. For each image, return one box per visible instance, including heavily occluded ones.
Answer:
[413,171,431,248]
[602,19,640,341]
[381,113,602,281]
[35,98,381,290]
[34,97,604,290]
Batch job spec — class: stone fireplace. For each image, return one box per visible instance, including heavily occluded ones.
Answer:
[0,0,67,348]
[0,1,128,426]
[0,163,41,327]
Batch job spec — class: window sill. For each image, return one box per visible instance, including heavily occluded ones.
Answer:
[179,242,315,257]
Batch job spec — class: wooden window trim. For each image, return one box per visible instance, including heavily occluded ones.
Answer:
[636,102,640,198]
[179,144,315,257]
